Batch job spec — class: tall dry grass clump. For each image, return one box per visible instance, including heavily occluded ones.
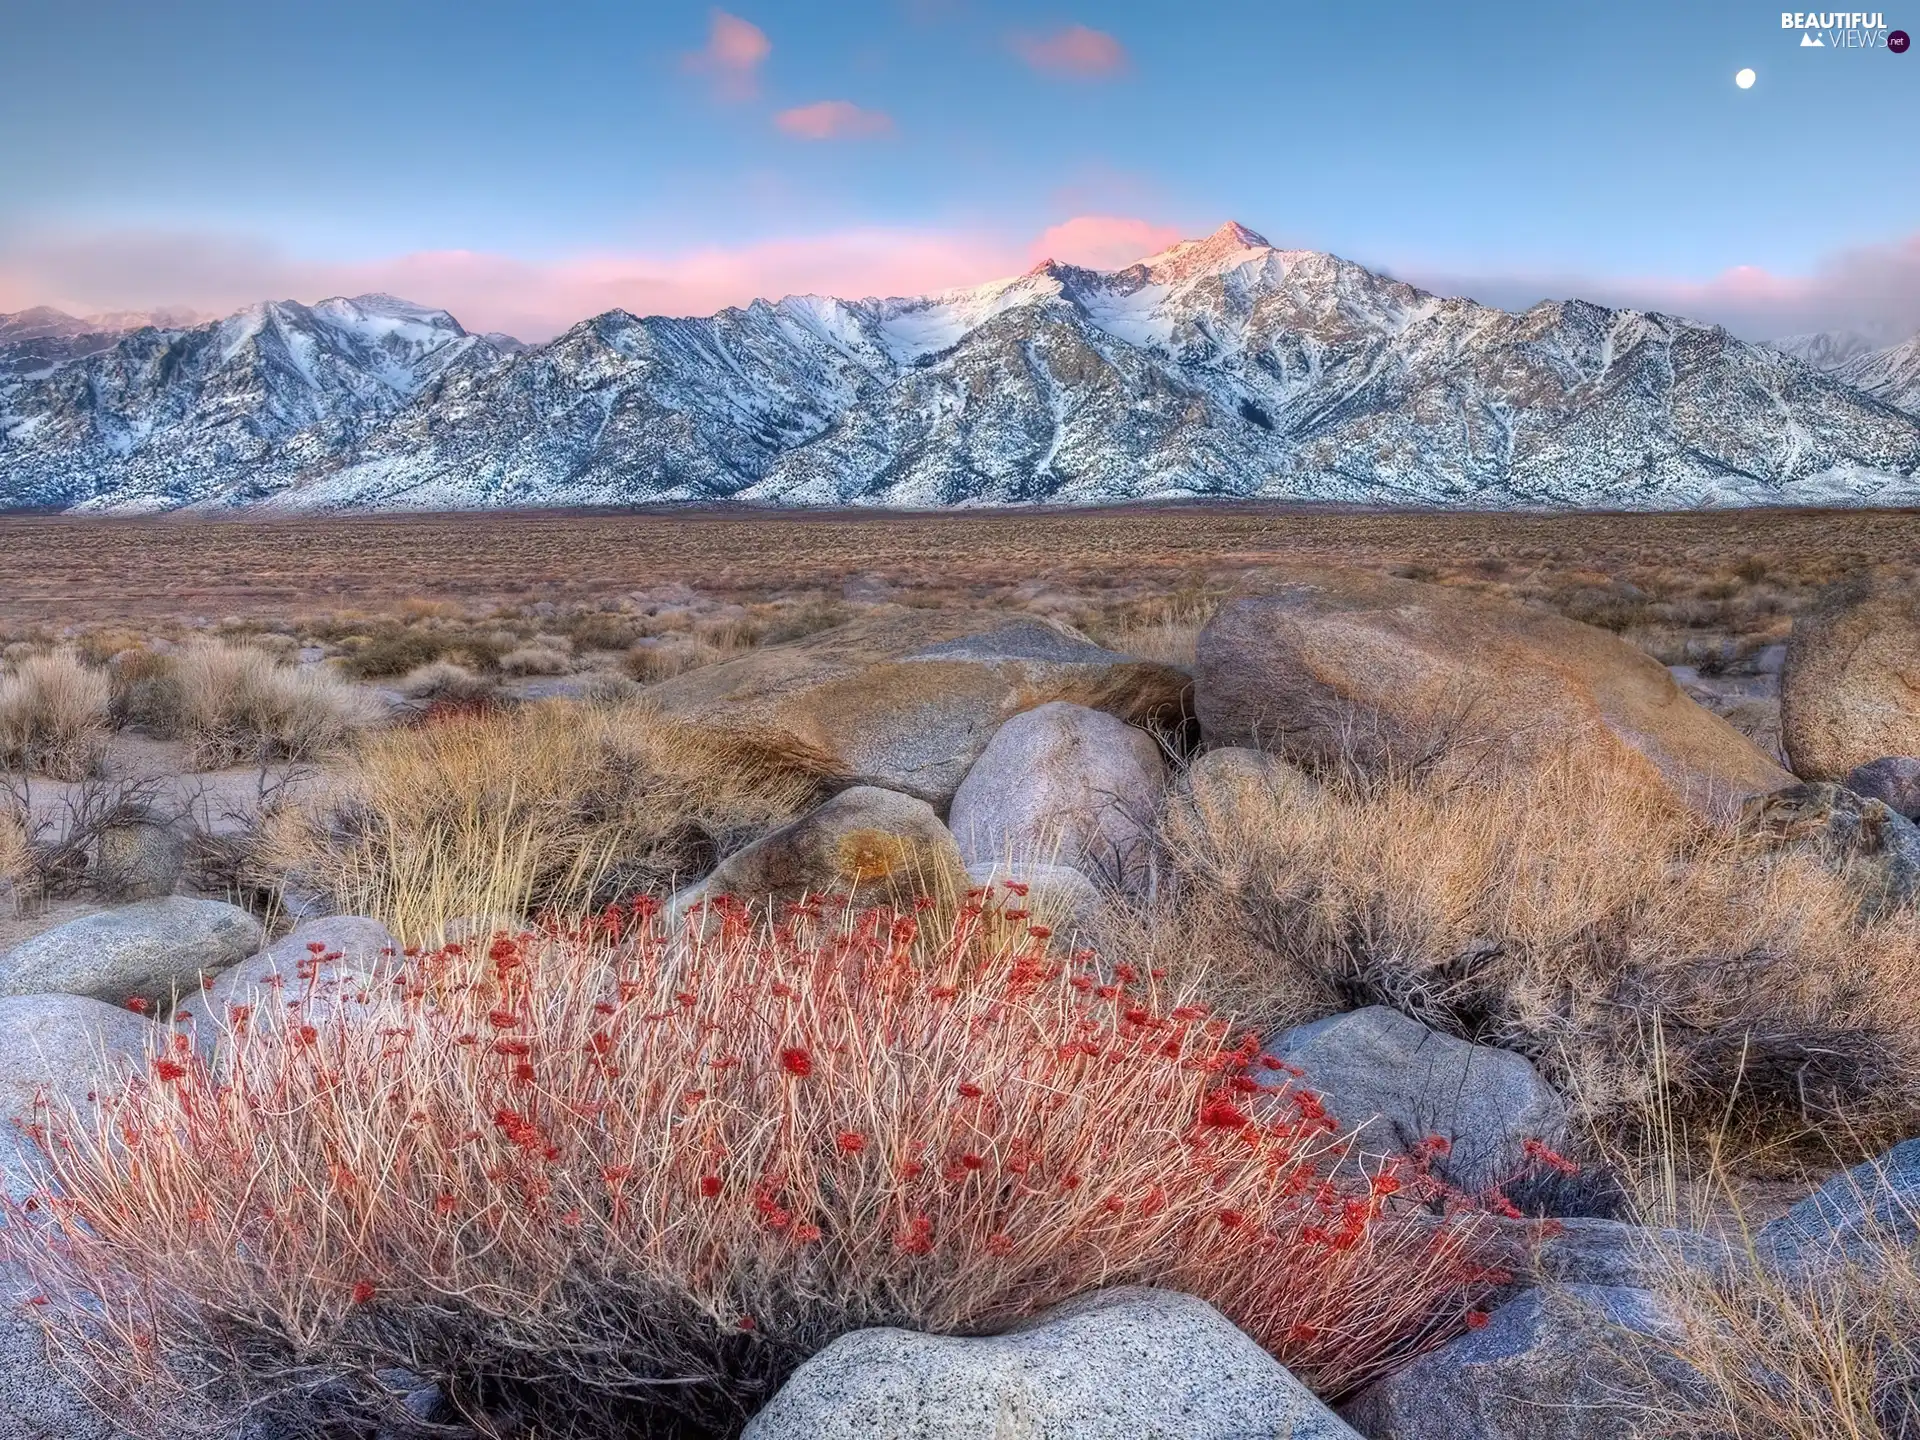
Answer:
[152,642,383,769]
[5,898,1499,1439]
[260,702,828,941]
[1151,749,1920,1145]
[0,648,112,780]
[0,798,30,899]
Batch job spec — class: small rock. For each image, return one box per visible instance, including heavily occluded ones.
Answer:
[1756,1137,1920,1266]
[1341,1285,1699,1439]
[1844,756,1920,821]
[0,898,263,1014]
[966,862,1103,934]
[1742,781,1920,913]
[948,702,1167,897]
[671,786,967,920]
[1257,1006,1569,1194]
[1179,746,1320,811]
[743,1287,1360,1440]
[92,817,190,902]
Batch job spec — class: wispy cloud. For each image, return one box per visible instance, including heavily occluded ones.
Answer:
[680,9,771,102]
[1009,24,1128,78]
[1394,232,1920,342]
[774,100,895,141]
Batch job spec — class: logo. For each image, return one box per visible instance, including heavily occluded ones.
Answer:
[1781,11,1897,47]
[1892,27,1912,47]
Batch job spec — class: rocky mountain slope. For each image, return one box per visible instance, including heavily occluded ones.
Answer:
[1772,327,1920,417]
[5,224,1920,512]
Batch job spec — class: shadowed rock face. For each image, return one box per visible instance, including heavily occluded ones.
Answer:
[645,611,1189,808]
[743,1286,1361,1440]
[1782,572,1920,781]
[670,786,967,921]
[1195,567,1791,818]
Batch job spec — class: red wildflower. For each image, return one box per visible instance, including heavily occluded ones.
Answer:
[151,1057,188,1083]
[780,1046,813,1078]
[1464,1309,1490,1330]
[1199,1096,1251,1129]
[700,1174,723,1198]
[124,997,152,1016]
[956,1082,984,1100]
[835,1130,867,1154]
[350,1281,376,1305]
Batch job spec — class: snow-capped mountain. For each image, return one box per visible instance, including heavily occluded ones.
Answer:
[5,224,1920,512]
[1770,328,1920,417]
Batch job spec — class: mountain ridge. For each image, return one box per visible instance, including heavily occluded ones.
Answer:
[5,223,1919,513]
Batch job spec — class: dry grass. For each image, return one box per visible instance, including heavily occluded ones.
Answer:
[624,637,727,684]
[4,900,1497,1438]
[0,796,28,898]
[1148,749,1920,1147]
[148,642,384,770]
[259,702,830,943]
[0,648,113,780]
[498,641,572,677]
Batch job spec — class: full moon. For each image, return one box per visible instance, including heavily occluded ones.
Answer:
[1735,67,1757,88]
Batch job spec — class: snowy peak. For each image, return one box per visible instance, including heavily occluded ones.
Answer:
[3,224,1919,513]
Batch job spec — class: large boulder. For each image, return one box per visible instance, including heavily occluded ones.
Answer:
[1196,569,1791,818]
[743,1287,1359,1440]
[948,702,1168,897]
[645,611,1190,808]
[1756,1137,1920,1266]
[0,898,263,1014]
[1845,756,1920,821]
[1741,782,1920,913]
[671,786,967,919]
[1781,572,1920,782]
[1341,1285,1699,1439]
[1257,1006,1569,1195]
[0,992,153,1199]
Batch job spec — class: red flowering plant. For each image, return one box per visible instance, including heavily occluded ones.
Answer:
[3,892,1507,1438]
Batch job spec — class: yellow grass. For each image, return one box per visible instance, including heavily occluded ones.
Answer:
[0,648,112,780]
[1150,749,1920,1143]
[260,700,828,942]
[157,641,384,769]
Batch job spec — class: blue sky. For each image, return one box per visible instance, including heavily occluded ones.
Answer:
[1,0,1915,337]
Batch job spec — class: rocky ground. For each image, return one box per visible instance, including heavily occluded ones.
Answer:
[5,521,1920,1438]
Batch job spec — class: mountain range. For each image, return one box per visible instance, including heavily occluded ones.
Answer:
[4,222,1919,513]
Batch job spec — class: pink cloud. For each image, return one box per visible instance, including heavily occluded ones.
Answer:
[774,100,895,141]
[1010,24,1128,78]
[680,10,771,102]
[1030,215,1183,270]
[1396,231,1920,342]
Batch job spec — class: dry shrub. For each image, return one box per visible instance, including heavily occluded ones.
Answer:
[498,642,572,677]
[0,648,112,780]
[624,637,725,685]
[260,702,827,942]
[6,901,1497,1438]
[1155,750,1920,1144]
[394,660,499,706]
[154,642,383,770]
